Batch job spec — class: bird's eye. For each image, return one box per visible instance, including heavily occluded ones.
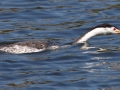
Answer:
[114,27,116,30]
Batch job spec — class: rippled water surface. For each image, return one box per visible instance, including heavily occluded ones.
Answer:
[0,0,120,90]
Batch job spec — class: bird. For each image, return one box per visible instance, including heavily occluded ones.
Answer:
[0,23,120,54]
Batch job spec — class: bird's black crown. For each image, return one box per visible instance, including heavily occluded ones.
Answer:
[91,23,117,30]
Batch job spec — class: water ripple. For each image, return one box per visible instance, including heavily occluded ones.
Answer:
[0,0,120,90]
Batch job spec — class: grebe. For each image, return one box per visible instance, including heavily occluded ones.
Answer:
[0,23,120,54]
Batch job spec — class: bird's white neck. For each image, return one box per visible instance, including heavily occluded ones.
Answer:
[73,28,110,44]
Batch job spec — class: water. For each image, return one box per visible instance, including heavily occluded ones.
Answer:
[0,0,120,90]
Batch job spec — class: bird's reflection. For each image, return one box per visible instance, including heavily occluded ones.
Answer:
[80,41,120,52]
[80,41,96,50]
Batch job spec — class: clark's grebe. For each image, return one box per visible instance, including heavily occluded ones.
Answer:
[0,23,120,54]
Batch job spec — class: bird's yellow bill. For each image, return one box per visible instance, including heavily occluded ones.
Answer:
[115,29,120,34]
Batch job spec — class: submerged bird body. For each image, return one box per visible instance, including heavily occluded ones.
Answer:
[0,41,59,54]
[0,23,120,54]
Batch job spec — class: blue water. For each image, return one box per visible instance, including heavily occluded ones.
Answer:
[0,0,120,90]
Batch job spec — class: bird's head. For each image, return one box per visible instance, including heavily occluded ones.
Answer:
[91,23,120,35]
